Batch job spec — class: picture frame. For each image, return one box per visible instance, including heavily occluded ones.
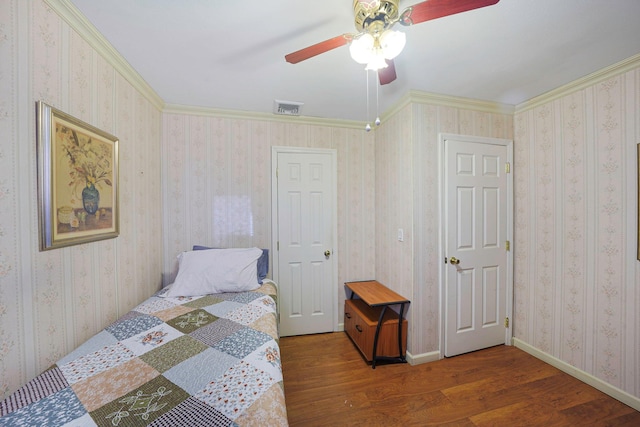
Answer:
[37,101,119,250]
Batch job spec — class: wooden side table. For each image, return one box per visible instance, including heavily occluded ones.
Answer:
[344,280,410,368]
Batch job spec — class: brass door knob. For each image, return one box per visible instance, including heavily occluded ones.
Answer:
[324,250,331,257]
[449,256,460,265]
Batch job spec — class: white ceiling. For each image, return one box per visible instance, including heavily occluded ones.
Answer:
[68,0,640,123]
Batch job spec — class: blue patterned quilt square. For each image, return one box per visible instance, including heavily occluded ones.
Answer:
[203,300,243,318]
[212,291,261,305]
[163,347,239,395]
[106,314,164,341]
[0,387,85,426]
[57,330,118,365]
[212,327,272,359]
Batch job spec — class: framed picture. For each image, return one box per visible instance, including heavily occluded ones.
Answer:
[37,101,119,250]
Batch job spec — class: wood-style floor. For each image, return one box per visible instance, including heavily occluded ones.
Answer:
[280,332,640,426]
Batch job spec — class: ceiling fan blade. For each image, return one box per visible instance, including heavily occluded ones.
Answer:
[378,59,397,85]
[285,34,353,64]
[399,0,499,26]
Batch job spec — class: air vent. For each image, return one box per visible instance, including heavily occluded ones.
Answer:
[273,100,303,116]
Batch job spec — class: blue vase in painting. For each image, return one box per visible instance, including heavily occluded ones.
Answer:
[82,182,100,215]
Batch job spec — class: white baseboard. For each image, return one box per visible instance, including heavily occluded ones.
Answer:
[406,350,440,365]
[513,338,640,412]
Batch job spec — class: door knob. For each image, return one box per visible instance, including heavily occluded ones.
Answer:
[324,250,331,257]
[449,256,460,265]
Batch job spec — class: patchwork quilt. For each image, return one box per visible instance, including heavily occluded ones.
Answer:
[0,281,288,426]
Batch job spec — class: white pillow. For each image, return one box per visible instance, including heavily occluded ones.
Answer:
[163,247,263,297]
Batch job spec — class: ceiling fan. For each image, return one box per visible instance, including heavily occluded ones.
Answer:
[285,0,500,85]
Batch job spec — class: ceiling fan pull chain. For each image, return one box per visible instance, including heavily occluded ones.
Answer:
[375,75,381,126]
[365,69,372,132]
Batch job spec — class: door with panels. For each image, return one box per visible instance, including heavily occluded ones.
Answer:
[272,147,337,337]
[441,134,513,357]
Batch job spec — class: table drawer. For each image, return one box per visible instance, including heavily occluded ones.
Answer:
[344,298,407,362]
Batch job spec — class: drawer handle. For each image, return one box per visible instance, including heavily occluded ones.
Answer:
[345,313,351,319]
[355,325,362,333]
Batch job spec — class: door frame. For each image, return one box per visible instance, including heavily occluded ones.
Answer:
[437,133,514,357]
[271,146,339,333]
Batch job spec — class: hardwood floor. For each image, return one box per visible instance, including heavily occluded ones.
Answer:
[280,332,640,426]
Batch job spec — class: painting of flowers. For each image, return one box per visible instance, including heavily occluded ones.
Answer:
[37,101,119,250]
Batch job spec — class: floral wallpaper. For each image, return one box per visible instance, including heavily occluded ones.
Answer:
[0,0,162,398]
[514,66,640,398]
[2,0,639,409]
[160,112,376,327]
[375,99,514,358]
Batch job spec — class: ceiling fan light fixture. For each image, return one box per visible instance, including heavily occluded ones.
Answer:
[349,28,405,71]
[349,33,375,64]
[365,55,388,71]
[379,29,406,59]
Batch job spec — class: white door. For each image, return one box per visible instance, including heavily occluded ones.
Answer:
[272,148,337,337]
[441,134,513,357]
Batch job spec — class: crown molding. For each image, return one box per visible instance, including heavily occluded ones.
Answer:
[516,53,640,113]
[163,104,365,129]
[37,2,640,125]
[42,0,515,127]
[45,0,165,111]
[383,90,515,121]
[39,1,362,129]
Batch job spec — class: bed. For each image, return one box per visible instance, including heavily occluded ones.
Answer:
[0,248,288,426]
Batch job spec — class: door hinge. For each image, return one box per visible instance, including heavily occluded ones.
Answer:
[277,241,279,251]
[505,240,510,251]
[505,162,511,173]
[505,317,510,328]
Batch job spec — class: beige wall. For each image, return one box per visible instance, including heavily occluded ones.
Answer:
[513,65,640,398]
[160,111,376,327]
[375,96,514,357]
[0,0,162,398]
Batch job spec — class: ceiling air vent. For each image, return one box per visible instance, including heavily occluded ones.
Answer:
[273,100,303,116]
